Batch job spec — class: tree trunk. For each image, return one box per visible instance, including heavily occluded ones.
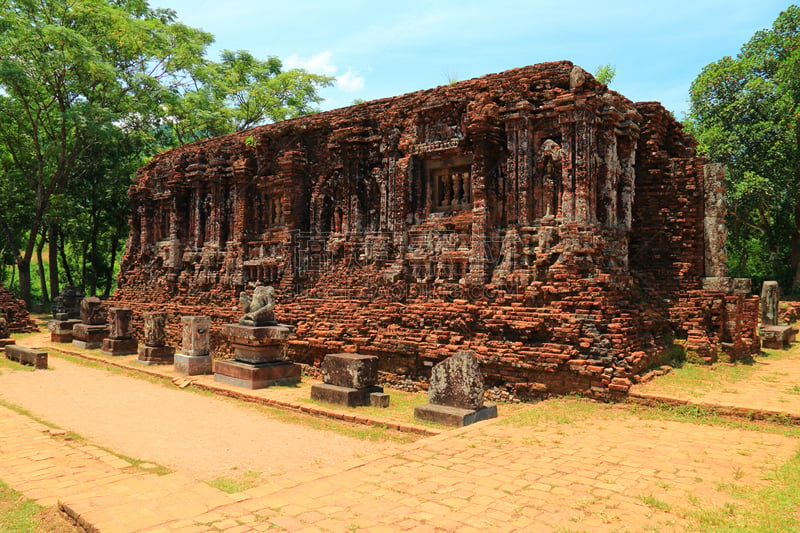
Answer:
[104,230,120,297]
[17,256,31,307]
[58,231,75,287]
[49,224,59,301]
[36,228,49,304]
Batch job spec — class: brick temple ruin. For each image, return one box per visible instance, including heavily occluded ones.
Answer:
[112,61,759,397]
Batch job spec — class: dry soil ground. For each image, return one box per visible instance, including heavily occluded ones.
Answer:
[0,331,396,484]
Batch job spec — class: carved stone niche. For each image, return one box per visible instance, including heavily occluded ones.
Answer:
[423,155,473,214]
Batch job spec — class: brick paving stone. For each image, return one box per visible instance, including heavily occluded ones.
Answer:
[2,382,800,532]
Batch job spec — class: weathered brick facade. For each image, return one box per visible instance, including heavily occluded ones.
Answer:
[112,61,758,397]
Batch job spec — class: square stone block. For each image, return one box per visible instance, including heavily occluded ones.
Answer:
[137,345,175,365]
[320,353,378,389]
[174,352,213,376]
[414,403,497,427]
[108,308,134,340]
[5,345,47,369]
[213,359,300,389]
[72,323,109,350]
[101,338,138,356]
[369,392,391,408]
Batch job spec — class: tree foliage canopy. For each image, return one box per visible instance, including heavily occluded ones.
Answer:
[0,0,334,304]
[687,5,800,292]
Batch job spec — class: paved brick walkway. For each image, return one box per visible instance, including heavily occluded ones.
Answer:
[1,399,796,532]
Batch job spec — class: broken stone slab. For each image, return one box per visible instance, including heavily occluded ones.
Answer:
[320,353,379,389]
[5,345,47,369]
[310,383,385,407]
[414,403,498,427]
[414,350,496,427]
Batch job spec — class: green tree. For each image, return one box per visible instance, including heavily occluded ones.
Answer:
[0,0,212,305]
[167,50,333,144]
[687,6,800,292]
[594,64,616,86]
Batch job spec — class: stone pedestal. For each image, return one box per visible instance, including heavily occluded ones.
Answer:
[414,350,497,427]
[174,316,212,375]
[310,353,389,407]
[759,325,798,349]
[137,311,175,365]
[48,318,82,343]
[214,359,301,389]
[137,345,176,365]
[101,308,137,355]
[214,323,299,388]
[72,323,110,350]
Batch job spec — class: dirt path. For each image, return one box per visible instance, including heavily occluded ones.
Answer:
[0,333,396,482]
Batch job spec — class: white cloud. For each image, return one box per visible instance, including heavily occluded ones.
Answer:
[285,51,337,76]
[286,51,364,94]
[337,70,365,93]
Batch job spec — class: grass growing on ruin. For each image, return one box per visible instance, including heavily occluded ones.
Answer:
[500,395,616,428]
[0,480,74,533]
[684,449,800,532]
[635,361,758,397]
[207,469,262,493]
[0,355,36,375]
[302,387,429,423]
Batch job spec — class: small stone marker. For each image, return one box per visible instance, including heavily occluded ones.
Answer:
[72,297,109,349]
[137,311,175,365]
[414,350,497,427]
[174,316,212,375]
[101,308,138,355]
[311,353,388,407]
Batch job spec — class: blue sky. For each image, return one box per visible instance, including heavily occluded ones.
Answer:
[151,0,793,119]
